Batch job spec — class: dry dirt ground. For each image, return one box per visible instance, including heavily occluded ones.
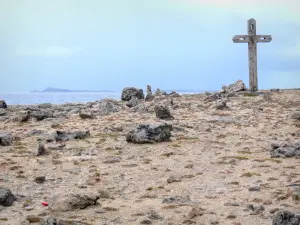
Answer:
[1,90,300,225]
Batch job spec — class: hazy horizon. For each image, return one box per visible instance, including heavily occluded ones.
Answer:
[1,0,299,92]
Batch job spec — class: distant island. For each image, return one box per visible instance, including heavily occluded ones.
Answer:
[31,87,115,93]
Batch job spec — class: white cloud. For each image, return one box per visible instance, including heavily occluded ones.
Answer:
[15,46,83,57]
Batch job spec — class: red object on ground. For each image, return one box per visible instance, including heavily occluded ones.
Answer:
[41,202,48,206]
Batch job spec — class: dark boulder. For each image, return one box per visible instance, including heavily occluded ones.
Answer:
[126,123,172,144]
[121,87,144,101]
[55,130,90,142]
[154,105,174,120]
[0,100,7,109]
[272,210,300,225]
[0,187,16,206]
[270,142,300,158]
[0,132,12,146]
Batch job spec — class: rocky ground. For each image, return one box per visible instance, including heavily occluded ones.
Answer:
[1,83,300,225]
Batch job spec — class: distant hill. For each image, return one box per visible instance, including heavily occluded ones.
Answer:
[31,87,115,93]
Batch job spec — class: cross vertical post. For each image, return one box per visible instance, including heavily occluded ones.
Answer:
[232,18,272,92]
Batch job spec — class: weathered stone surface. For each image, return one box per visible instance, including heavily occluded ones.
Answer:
[38,103,52,109]
[0,187,16,206]
[37,143,46,156]
[12,111,30,122]
[49,191,99,212]
[167,91,180,98]
[55,130,90,142]
[291,111,300,120]
[0,133,12,146]
[155,89,166,96]
[145,85,154,101]
[215,99,228,110]
[222,80,246,93]
[154,105,174,120]
[39,217,86,225]
[79,111,95,119]
[272,210,300,225]
[270,142,300,158]
[121,87,144,101]
[97,99,121,114]
[126,124,172,144]
[30,110,53,121]
[0,100,7,109]
[126,97,139,108]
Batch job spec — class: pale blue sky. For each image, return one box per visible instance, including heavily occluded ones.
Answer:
[0,0,299,92]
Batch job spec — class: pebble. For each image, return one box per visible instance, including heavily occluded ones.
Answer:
[248,185,260,192]
[35,176,46,184]
[167,175,181,183]
[26,215,41,223]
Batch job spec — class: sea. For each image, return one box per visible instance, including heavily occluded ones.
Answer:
[0,91,203,105]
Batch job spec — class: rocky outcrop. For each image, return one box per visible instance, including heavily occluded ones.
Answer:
[126,97,139,108]
[272,210,300,225]
[145,85,154,101]
[55,130,90,142]
[126,123,172,144]
[221,80,246,94]
[0,132,12,146]
[154,105,174,120]
[155,89,167,96]
[0,100,7,109]
[49,191,99,212]
[121,87,144,101]
[270,142,300,158]
[0,187,16,206]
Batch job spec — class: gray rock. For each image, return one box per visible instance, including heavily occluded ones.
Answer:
[30,110,53,121]
[145,85,154,101]
[291,111,300,120]
[38,103,52,109]
[49,191,99,212]
[270,88,280,92]
[79,112,95,119]
[167,91,180,97]
[155,89,167,96]
[0,100,7,109]
[126,97,139,108]
[35,176,46,184]
[0,187,16,206]
[248,185,261,192]
[0,109,6,116]
[272,210,300,225]
[97,99,121,114]
[12,111,30,122]
[55,130,90,142]
[126,123,172,144]
[37,143,46,156]
[39,217,85,225]
[27,129,45,137]
[121,87,144,101]
[215,99,228,110]
[270,143,300,158]
[0,133,12,146]
[222,80,246,93]
[154,105,174,120]
[162,195,191,204]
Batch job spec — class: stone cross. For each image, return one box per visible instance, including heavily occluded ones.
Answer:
[232,18,272,92]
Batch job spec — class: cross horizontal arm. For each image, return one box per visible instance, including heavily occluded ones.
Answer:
[232,35,250,43]
[255,35,272,42]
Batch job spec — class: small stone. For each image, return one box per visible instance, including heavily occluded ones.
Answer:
[167,175,181,183]
[37,143,46,156]
[291,111,300,120]
[0,133,12,146]
[140,218,152,224]
[0,100,7,109]
[154,105,174,120]
[248,185,260,192]
[270,208,280,214]
[35,176,46,184]
[226,213,236,219]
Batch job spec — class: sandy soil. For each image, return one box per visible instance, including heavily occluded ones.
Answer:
[1,89,300,225]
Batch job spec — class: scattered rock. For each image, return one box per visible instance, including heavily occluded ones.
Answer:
[97,99,121,114]
[79,112,95,119]
[167,175,181,183]
[270,142,300,158]
[30,110,53,121]
[38,103,52,109]
[0,100,7,109]
[140,218,152,224]
[270,88,280,92]
[162,195,191,204]
[55,130,90,142]
[28,129,45,137]
[248,185,261,192]
[291,111,300,120]
[126,123,172,144]
[35,176,46,184]
[154,105,174,120]
[0,187,16,206]
[49,191,99,212]
[121,87,144,101]
[155,89,167,96]
[145,85,154,101]
[37,143,47,156]
[12,111,30,122]
[0,132,12,146]
[126,97,139,108]
[222,80,246,93]
[215,99,228,110]
[0,109,6,116]
[272,210,300,225]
